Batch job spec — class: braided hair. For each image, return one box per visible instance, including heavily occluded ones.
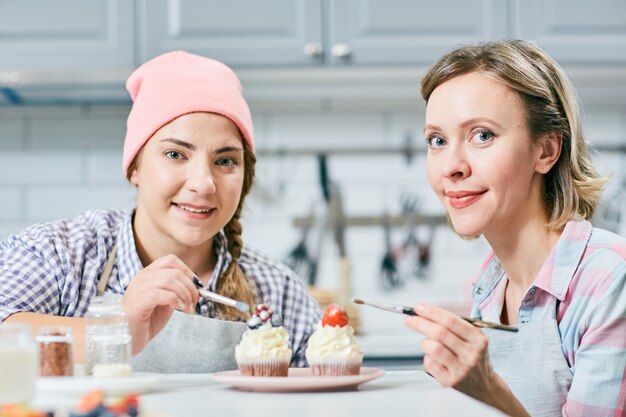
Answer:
[213,137,258,321]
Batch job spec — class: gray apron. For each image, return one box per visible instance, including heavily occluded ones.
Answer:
[484,304,573,417]
[98,244,247,374]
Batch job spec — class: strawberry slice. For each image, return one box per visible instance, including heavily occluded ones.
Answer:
[321,303,349,327]
[76,390,105,412]
[108,394,139,415]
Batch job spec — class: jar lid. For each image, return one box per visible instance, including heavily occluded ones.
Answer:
[87,294,125,314]
[0,322,33,345]
[37,326,73,343]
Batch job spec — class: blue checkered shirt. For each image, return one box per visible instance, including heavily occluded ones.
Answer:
[0,209,322,366]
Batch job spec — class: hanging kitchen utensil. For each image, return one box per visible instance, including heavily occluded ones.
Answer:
[318,154,331,203]
[284,203,316,283]
[305,201,329,286]
[380,211,401,290]
[304,154,333,287]
[317,154,351,304]
[396,192,420,281]
[414,224,435,280]
[328,182,351,304]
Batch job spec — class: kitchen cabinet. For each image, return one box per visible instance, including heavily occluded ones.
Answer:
[0,0,625,106]
[138,0,508,67]
[0,0,135,70]
[138,0,323,67]
[327,0,508,66]
[511,0,626,63]
[139,0,626,67]
[2,0,625,72]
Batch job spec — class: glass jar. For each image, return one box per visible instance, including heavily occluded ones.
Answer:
[84,294,132,377]
[37,326,74,377]
[0,323,38,405]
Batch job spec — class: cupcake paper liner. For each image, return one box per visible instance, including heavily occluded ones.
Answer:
[236,358,290,377]
[306,353,363,376]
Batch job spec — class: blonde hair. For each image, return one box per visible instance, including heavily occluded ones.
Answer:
[421,40,607,229]
[127,134,258,322]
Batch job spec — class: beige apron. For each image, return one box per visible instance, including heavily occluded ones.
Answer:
[483,306,573,417]
[97,244,247,374]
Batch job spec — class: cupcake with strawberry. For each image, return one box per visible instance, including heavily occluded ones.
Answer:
[234,304,292,377]
[306,303,363,376]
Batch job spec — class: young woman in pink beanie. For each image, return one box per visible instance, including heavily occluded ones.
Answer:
[0,51,321,373]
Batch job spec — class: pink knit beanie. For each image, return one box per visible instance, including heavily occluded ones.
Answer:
[122,50,254,175]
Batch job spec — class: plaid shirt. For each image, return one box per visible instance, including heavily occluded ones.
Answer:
[471,220,626,416]
[0,209,322,366]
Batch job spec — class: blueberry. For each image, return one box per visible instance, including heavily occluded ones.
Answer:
[247,316,262,329]
[270,313,283,327]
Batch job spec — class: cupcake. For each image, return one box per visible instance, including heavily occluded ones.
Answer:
[234,304,292,377]
[306,303,363,376]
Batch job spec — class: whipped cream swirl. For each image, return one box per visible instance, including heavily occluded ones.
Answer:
[306,324,361,359]
[235,323,292,360]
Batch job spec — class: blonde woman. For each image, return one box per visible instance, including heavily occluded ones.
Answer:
[406,40,626,416]
[0,51,321,373]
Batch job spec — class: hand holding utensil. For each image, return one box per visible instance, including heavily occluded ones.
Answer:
[352,298,517,332]
[192,276,249,312]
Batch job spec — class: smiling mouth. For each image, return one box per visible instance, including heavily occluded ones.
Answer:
[446,191,486,209]
[173,203,213,214]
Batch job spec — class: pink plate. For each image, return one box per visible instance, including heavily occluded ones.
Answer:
[211,367,385,392]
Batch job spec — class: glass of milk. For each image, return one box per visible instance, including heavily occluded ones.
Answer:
[0,323,38,405]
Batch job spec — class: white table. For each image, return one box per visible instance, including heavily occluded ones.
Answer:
[33,370,505,417]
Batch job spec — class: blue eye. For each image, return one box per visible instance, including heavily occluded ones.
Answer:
[426,135,447,149]
[472,130,495,143]
[216,157,236,167]
[165,150,185,160]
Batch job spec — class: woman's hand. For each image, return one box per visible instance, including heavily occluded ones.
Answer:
[122,254,199,355]
[404,303,528,415]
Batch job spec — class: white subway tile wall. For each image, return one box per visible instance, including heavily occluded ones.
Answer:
[0,187,21,221]
[0,102,624,315]
[0,115,24,148]
[0,152,82,185]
